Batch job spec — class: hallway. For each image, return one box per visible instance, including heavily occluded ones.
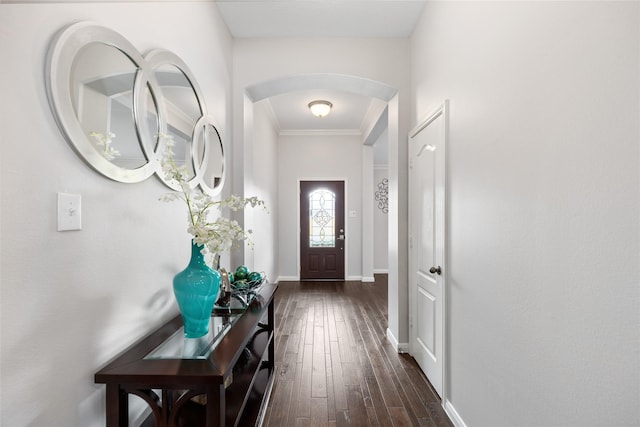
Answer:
[263,276,453,426]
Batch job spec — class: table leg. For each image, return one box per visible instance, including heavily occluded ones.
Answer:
[105,384,128,427]
[205,384,225,427]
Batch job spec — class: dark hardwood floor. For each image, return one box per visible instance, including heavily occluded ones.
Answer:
[263,275,453,427]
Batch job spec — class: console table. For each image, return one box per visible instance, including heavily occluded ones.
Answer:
[95,282,278,427]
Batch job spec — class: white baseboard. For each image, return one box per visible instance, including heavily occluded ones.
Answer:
[373,269,388,274]
[386,328,399,349]
[386,328,409,353]
[277,275,379,283]
[278,275,373,282]
[444,399,467,427]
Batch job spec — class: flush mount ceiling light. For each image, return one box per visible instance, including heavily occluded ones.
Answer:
[308,100,332,118]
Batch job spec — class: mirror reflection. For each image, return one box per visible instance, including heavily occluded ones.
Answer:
[201,123,224,190]
[141,83,161,160]
[154,64,203,181]
[71,42,148,169]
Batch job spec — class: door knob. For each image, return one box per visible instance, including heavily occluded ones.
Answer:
[429,266,442,275]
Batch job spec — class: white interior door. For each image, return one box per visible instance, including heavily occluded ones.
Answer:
[409,102,447,398]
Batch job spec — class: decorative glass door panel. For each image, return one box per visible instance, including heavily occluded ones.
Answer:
[300,181,345,280]
[309,189,336,248]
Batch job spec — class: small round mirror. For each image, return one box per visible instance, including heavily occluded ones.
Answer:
[191,119,225,194]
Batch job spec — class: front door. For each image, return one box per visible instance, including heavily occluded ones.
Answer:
[300,180,345,280]
[409,102,447,398]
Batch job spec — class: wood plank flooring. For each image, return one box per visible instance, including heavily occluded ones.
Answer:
[263,275,453,427]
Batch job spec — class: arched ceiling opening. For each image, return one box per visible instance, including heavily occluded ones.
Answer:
[246,73,394,144]
[245,73,397,103]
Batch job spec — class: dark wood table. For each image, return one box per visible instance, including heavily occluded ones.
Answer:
[95,282,278,427]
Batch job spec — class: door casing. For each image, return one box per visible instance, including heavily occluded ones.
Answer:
[297,178,349,280]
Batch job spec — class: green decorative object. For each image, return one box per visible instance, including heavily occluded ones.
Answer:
[173,240,221,338]
[248,271,263,283]
[235,265,249,280]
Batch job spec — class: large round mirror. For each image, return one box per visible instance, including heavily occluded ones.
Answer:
[72,42,150,169]
[46,22,157,183]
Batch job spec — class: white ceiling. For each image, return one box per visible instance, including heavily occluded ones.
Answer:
[214,0,427,39]
[266,90,373,132]
[215,0,425,164]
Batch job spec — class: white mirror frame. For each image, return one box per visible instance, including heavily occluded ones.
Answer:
[45,21,225,195]
[145,49,225,194]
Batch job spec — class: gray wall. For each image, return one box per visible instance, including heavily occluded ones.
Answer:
[0,3,233,425]
[374,167,389,272]
[243,99,280,281]
[277,133,363,279]
[411,2,640,425]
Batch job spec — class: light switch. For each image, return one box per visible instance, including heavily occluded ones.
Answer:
[58,193,81,231]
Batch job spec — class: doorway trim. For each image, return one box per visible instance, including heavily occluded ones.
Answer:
[297,177,349,280]
[299,179,346,280]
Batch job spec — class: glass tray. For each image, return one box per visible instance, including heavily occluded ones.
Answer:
[145,314,240,360]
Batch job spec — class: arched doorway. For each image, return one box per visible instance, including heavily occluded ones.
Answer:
[236,73,405,354]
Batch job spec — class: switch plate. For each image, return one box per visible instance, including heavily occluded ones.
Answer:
[58,193,81,231]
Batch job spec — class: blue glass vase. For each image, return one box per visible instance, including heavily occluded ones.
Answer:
[173,240,221,338]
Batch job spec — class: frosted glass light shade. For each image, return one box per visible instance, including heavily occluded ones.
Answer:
[308,100,332,118]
